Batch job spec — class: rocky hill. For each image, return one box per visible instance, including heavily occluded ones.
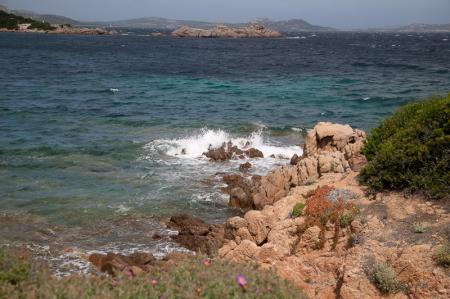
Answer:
[11,9,82,25]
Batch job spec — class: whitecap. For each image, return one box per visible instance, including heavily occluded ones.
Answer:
[145,128,303,161]
[362,97,370,101]
[109,88,119,93]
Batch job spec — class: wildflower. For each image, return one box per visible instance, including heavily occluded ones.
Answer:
[124,268,134,279]
[151,278,158,286]
[236,274,248,288]
[203,258,211,267]
[196,287,202,294]
[111,279,119,287]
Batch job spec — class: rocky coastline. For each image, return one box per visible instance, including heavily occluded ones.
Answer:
[0,24,117,35]
[88,122,449,298]
[171,24,282,38]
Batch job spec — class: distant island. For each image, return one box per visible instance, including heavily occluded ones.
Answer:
[171,24,282,38]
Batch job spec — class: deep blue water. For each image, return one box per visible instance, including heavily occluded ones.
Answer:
[0,32,449,266]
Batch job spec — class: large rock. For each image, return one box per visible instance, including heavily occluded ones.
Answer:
[166,214,225,256]
[172,24,282,38]
[304,122,367,171]
[88,252,156,275]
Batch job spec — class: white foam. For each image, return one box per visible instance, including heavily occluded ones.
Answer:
[146,128,302,160]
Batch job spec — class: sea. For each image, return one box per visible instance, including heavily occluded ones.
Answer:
[0,31,449,275]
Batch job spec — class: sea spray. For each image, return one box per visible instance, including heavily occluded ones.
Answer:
[145,128,303,160]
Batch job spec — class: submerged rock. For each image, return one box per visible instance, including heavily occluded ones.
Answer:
[203,141,263,161]
[239,162,252,171]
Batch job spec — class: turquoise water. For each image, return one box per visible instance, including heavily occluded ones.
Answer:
[0,32,449,267]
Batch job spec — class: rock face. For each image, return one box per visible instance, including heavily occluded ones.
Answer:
[222,122,366,209]
[171,24,282,38]
[166,214,225,256]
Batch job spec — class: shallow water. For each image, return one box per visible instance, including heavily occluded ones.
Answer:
[0,32,449,274]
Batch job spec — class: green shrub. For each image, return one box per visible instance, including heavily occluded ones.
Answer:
[0,247,30,285]
[291,202,305,218]
[360,94,450,199]
[434,242,450,267]
[28,21,56,31]
[0,249,306,299]
[364,257,407,294]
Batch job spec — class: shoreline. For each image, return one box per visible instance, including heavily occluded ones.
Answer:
[1,121,449,298]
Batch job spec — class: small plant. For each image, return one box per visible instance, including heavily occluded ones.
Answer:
[413,222,425,233]
[433,242,450,267]
[291,202,305,218]
[364,256,407,294]
[347,234,362,248]
[340,210,354,228]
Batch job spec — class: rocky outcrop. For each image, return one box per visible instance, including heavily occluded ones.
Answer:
[49,25,117,35]
[222,122,366,209]
[166,214,225,256]
[171,24,282,38]
[218,169,450,299]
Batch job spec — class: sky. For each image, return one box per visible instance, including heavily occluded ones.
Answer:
[2,0,450,29]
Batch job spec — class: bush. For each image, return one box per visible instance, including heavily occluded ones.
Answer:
[360,94,450,199]
[434,242,450,267]
[28,21,56,31]
[0,247,30,285]
[291,202,305,218]
[364,257,407,294]
[0,248,306,299]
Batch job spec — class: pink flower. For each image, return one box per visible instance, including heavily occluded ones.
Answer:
[203,258,211,267]
[124,268,134,279]
[236,274,248,288]
[151,279,158,286]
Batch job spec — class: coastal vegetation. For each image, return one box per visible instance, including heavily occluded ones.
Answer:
[0,10,55,31]
[0,247,304,299]
[360,94,450,199]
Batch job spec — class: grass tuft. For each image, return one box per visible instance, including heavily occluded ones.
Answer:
[364,256,408,294]
[291,202,305,218]
[433,242,450,267]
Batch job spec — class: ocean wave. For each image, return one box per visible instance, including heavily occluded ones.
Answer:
[145,128,302,160]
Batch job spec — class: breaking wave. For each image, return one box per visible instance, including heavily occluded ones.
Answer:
[146,128,302,160]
